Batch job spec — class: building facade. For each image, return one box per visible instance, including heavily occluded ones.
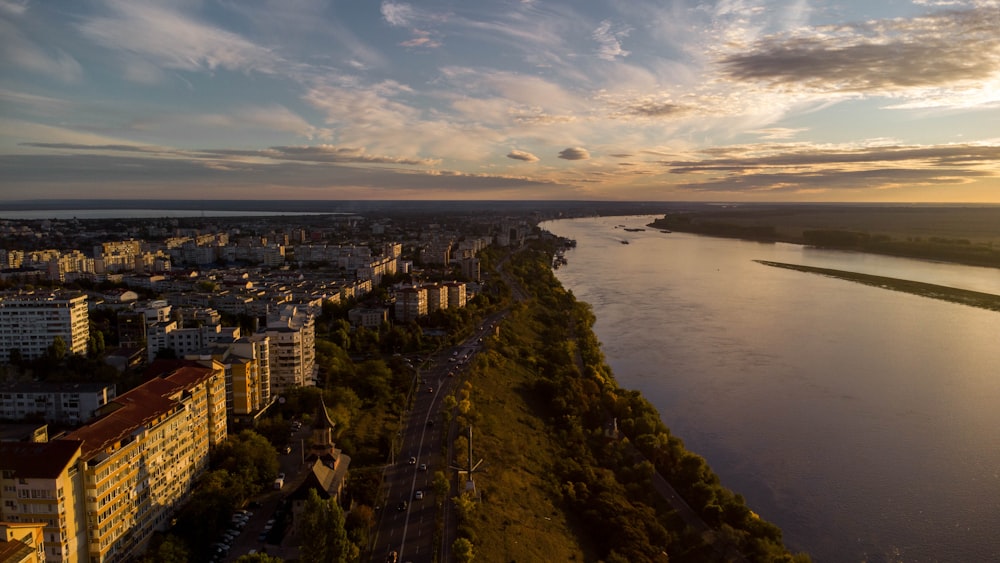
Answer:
[0,293,89,363]
[257,305,316,393]
[0,383,117,426]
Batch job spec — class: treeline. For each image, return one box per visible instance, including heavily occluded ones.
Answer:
[651,214,1000,269]
[499,239,809,562]
[801,229,1000,268]
[652,215,778,240]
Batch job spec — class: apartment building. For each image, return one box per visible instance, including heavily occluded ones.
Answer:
[0,522,46,563]
[145,320,238,364]
[0,382,116,426]
[422,283,448,313]
[0,440,88,562]
[185,336,271,424]
[394,286,427,323]
[0,292,89,363]
[58,359,227,562]
[347,307,388,329]
[257,305,316,393]
[444,282,467,309]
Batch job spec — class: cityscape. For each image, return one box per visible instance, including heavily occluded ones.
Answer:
[0,209,534,563]
[3,0,1000,562]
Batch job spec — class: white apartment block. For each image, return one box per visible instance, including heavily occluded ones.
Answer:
[145,321,238,364]
[0,382,117,426]
[0,292,89,362]
[257,305,316,393]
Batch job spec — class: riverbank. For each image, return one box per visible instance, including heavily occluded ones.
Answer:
[649,206,1000,270]
[460,239,809,562]
[756,260,1000,312]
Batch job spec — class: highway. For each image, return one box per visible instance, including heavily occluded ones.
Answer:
[371,313,505,563]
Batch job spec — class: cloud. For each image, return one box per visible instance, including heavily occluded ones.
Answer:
[507,149,539,162]
[17,141,439,166]
[663,142,1000,193]
[19,142,160,153]
[247,145,439,166]
[0,18,83,82]
[400,30,441,49]
[78,1,281,75]
[0,153,572,201]
[559,147,590,160]
[380,1,415,27]
[716,6,1000,106]
[751,128,807,140]
[593,20,631,61]
[622,100,686,118]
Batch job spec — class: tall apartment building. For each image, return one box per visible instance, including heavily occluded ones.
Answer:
[185,336,271,424]
[0,382,117,426]
[0,440,87,562]
[444,282,467,309]
[0,292,89,363]
[394,286,427,323]
[422,283,448,313]
[257,305,315,393]
[62,359,226,563]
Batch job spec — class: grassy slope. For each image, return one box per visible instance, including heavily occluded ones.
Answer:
[455,318,594,562]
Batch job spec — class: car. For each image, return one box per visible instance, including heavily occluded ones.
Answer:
[419,463,427,471]
[427,387,434,393]
[277,472,285,480]
[397,501,408,511]
[414,490,424,500]
[386,551,398,563]
[407,456,416,465]
[257,532,268,542]
[426,420,434,427]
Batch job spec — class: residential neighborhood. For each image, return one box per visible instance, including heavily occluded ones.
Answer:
[0,210,532,562]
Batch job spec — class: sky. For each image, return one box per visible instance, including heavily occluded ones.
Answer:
[1,0,999,203]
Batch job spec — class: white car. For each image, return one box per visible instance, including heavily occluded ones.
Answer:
[414,490,424,500]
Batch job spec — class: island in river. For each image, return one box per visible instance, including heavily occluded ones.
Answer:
[756,260,1000,312]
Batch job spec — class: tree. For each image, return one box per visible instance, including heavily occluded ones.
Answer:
[298,489,350,563]
[138,534,188,563]
[452,537,475,563]
[234,554,283,563]
[48,335,67,360]
[213,430,280,493]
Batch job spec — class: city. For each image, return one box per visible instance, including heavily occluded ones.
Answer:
[0,210,534,563]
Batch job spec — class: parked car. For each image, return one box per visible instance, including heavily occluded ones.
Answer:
[414,490,424,500]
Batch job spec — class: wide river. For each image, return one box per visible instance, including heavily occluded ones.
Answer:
[543,216,1000,563]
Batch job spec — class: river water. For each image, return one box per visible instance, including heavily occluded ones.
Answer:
[543,216,1000,563]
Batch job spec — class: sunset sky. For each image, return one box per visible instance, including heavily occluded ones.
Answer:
[2,0,999,202]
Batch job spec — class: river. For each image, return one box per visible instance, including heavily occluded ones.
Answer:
[543,216,1000,563]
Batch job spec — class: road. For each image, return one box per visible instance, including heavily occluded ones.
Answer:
[371,313,506,563]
